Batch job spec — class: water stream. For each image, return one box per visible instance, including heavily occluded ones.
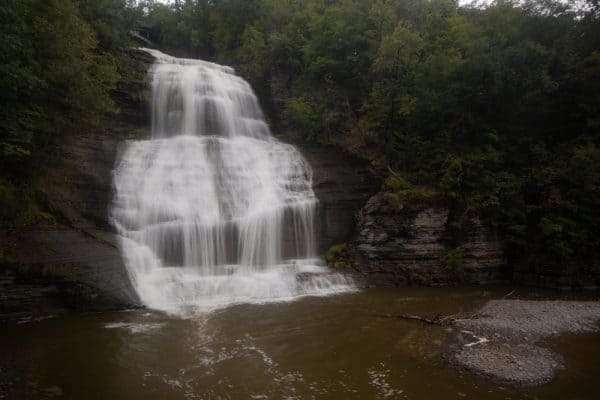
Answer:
[3,288,600,399]
[110,49,353,313]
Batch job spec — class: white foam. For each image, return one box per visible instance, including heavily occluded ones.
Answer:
[111,49,354,315]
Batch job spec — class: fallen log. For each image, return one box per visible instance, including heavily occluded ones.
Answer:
[374,312,477,325]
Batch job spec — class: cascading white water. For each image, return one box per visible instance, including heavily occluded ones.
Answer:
[111,49,353,313]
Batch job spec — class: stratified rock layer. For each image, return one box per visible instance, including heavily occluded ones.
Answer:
[342,193,507,286]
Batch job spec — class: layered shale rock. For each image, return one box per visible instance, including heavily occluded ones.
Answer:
[338,193,507,286]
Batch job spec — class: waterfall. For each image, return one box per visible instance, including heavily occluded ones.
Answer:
[111,49,353,313]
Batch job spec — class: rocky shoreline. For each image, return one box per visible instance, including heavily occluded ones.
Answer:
[0,228,141,323]
[449,299,600,386]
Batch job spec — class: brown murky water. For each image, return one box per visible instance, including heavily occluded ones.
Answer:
[2,287,600,399]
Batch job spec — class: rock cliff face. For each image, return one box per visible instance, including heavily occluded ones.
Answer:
[1,49,153,321]
[298,144,379,253]
[1,229,139,320]
[336,191,598,290]
[1,50,380,320]
[339,193,507,286]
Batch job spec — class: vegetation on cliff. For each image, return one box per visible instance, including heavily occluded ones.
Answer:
[133,0,599,271]
[0,0,138,231]
[1,0,598,273]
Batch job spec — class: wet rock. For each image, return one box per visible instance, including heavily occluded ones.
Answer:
[342,193,506,286]
[458,300,600,340]
[3,228,140,321]
[455,343,564,386]
[452,299,600,386]
[298,144,379,253]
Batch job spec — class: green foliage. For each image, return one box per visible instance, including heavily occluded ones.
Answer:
[440,246,465,278]
[0,0,119,175]
[324,243,349,270]
[382,174,434,212]
[284,97,323,140]
[1,0,598,271]
[235,26,268,81]
[1,0,123,226]
[77,0,135,50]
[60,0,600,269]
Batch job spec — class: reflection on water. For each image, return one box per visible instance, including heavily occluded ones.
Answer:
[2,287,600,399]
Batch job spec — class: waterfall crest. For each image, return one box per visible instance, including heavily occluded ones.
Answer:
[111,49,353,313]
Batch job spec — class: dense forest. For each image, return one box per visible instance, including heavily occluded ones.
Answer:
[1,0,599,271]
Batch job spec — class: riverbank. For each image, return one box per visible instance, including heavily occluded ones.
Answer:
[450,299,600,386]
[0,227,140,323]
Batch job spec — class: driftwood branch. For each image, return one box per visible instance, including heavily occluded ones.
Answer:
[461,330,490,347]
[374,312,477,326]
[375,313,491,348]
